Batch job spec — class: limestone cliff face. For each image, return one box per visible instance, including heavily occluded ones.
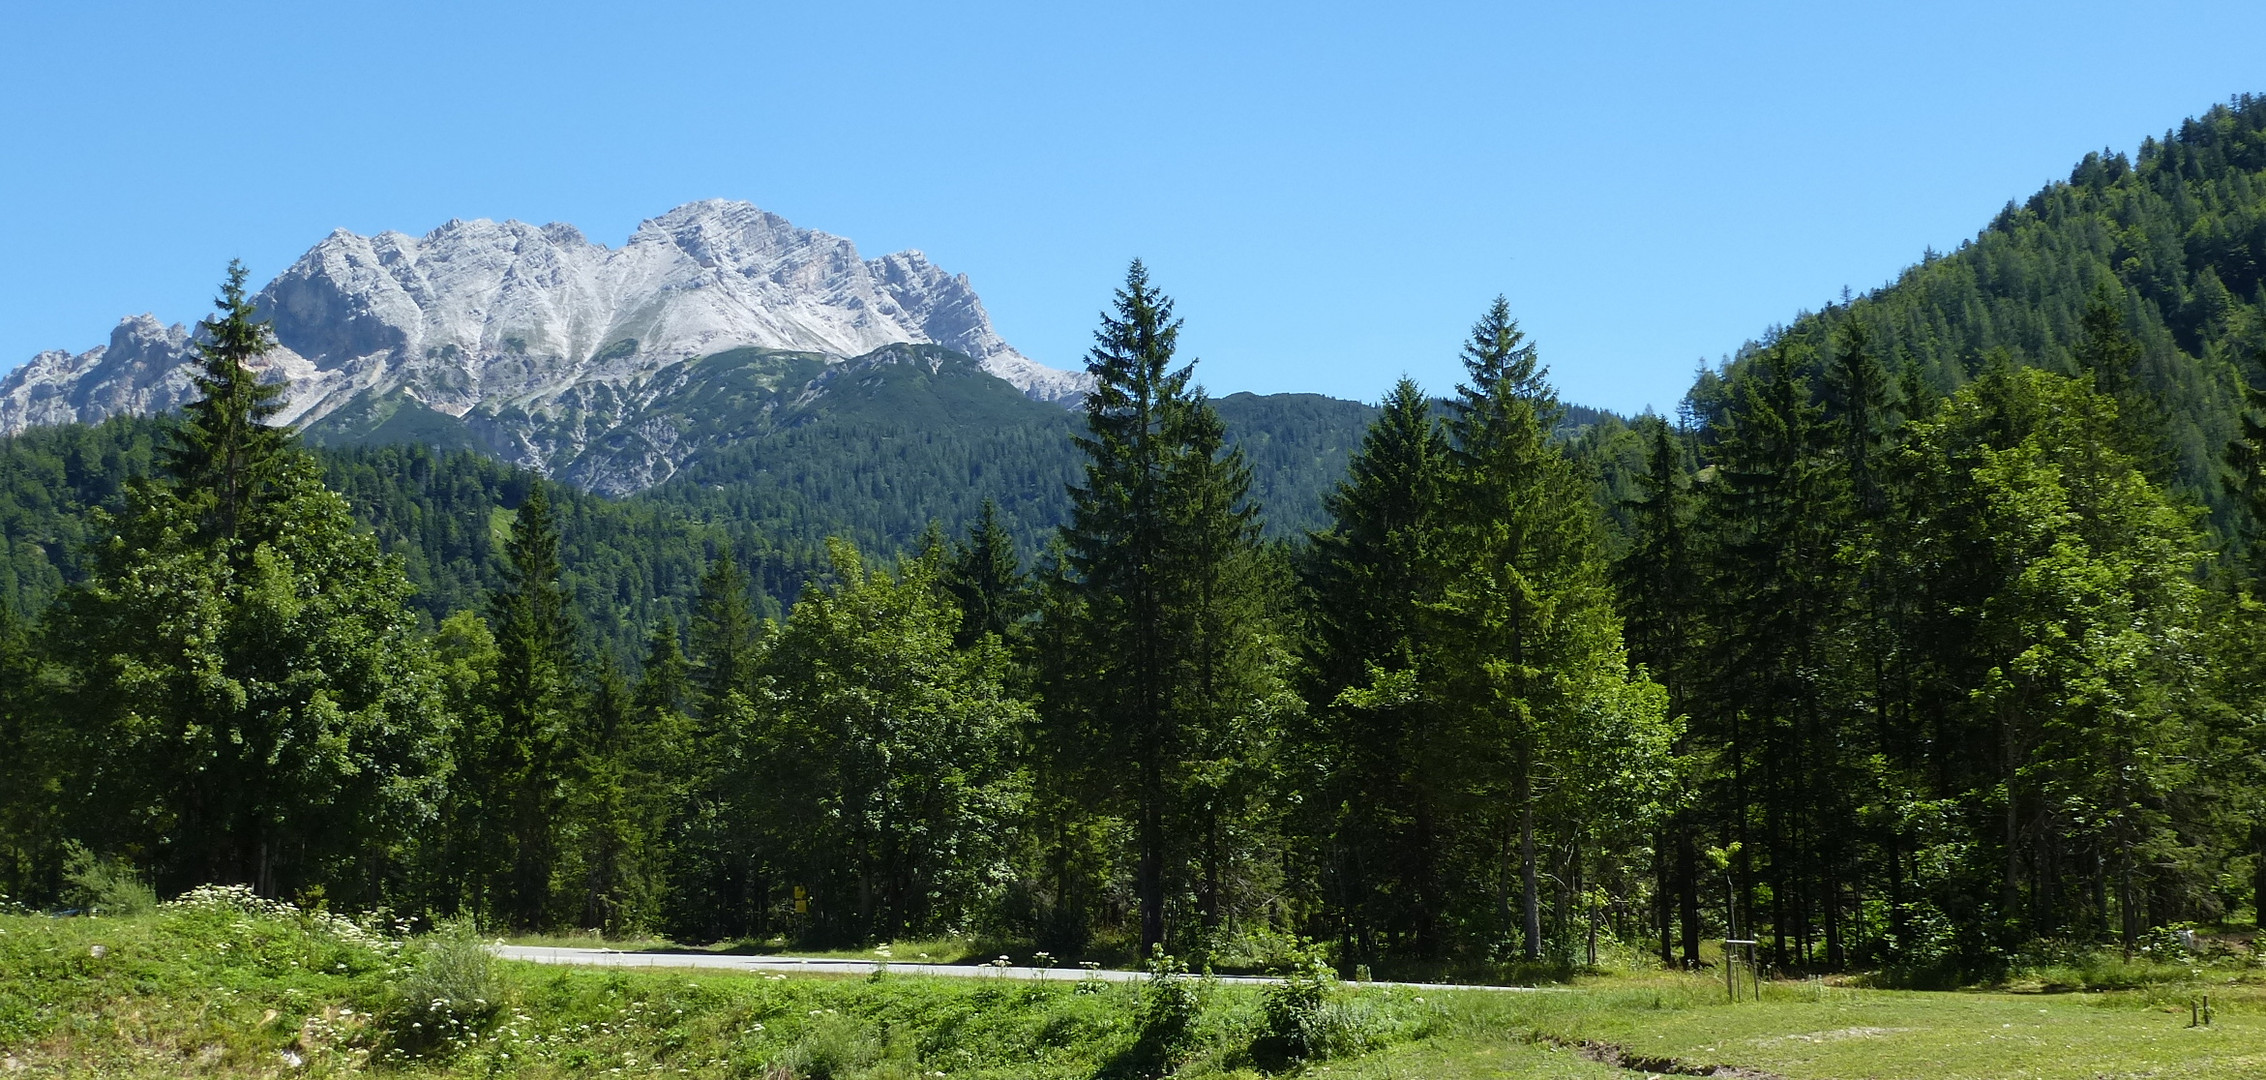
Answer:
[0,200,1087,488]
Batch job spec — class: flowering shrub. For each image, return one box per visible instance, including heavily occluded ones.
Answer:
[381,920,503,1059]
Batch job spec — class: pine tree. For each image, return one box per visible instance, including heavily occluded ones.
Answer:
[945,498,1031,649]
[484,479,581,927]
[161,259,291,549]
[690,546,762,716]
[1303,377,1452,959]
[1049,260,1287,954]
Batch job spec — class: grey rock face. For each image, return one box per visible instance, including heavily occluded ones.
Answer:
[0,315,201,431]
[0,200,1088,487]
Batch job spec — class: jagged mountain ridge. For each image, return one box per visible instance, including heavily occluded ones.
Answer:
[0,200,1089,489]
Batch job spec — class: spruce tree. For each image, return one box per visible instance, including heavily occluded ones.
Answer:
[2224,369,2266,576]
[1303,377,1452,959]
[1431,298,1671,961]
[1049,260,1285,954]
[1694,340,1857,967]
[945,499,1031,649]
[690,546,762,716]
[0,598,46,899]
[485,479,581,927]
[1614,414,1701,965]
[161,259,290,549]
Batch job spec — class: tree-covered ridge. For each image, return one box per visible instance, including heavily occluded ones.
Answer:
[0,421,806,667]
[0,359,1386,664]
[1692,94,2266,518]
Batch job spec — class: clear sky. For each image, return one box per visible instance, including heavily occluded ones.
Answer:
[4,1,2263,415]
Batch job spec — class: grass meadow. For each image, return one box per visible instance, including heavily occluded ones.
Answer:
[3,890,2259,1078]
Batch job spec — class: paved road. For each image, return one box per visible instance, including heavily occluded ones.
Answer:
[495,946,1553,993]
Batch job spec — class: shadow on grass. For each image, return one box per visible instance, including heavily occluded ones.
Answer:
[626,934,1146,971]
[1351,956,1585,987]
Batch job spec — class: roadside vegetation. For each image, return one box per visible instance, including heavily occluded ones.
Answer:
[7,895,2264,1079]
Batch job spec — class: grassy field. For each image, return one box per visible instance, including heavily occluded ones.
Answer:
[5,892,2259,1078]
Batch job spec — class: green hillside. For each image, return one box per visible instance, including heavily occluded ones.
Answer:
[0,355,1388,664]
[1689,94,2266,522]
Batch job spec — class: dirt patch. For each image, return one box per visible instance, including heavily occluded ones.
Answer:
[1566,1037,1788,1079]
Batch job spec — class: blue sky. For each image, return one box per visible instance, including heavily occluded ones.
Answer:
[3,1,2263,414]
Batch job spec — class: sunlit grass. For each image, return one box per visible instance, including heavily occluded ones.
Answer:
[10,902,2266,1078]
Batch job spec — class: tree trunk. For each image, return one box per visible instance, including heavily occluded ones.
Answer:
[1677,826,1702,967]
[2253,822,2266,932]
[1519,769,1541,961]
[1140,767,1165,957]
[1654,833,1673,966]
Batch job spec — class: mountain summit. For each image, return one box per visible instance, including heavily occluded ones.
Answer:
[0,200,1088,487]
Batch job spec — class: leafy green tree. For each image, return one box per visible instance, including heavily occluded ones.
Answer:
[427,610,500,914]
[744,540,1030,942]
[40,268,444,903]
[1905,367,2211,949]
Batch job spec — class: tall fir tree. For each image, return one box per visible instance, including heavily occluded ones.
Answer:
[161,259,291,550]
[483,479,582,927]
[945,498,1031,649]
[690,546,763,717]
[1694,340,1860,967]
[1302,377,1452,960]
[1614,414,1701,966]
[1048,260,1288,955]
[1431,298,1673,961]
[2223,368,2266,576]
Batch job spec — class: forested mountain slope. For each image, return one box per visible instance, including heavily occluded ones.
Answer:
[1688,95,2266,521]
[0,379,1385,663]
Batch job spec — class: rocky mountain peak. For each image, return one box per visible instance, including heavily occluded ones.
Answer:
[0,202,1090,483]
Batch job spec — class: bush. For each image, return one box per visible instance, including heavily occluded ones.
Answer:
[1111,948,1205,1076]
[59,842,156,917]
[1260,939,1418,1065]
[384,921,502,1058]
[1258,942,1334,1063]
[766,1010,895,1080]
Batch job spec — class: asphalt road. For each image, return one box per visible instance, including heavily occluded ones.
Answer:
[493,946,1551,992]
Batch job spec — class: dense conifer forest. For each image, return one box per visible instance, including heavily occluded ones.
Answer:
[7,96,2266,983]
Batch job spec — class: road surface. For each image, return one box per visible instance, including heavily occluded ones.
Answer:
[494,945,1554,993]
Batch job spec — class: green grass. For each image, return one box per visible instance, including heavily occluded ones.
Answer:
[7,895,2264,1078]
